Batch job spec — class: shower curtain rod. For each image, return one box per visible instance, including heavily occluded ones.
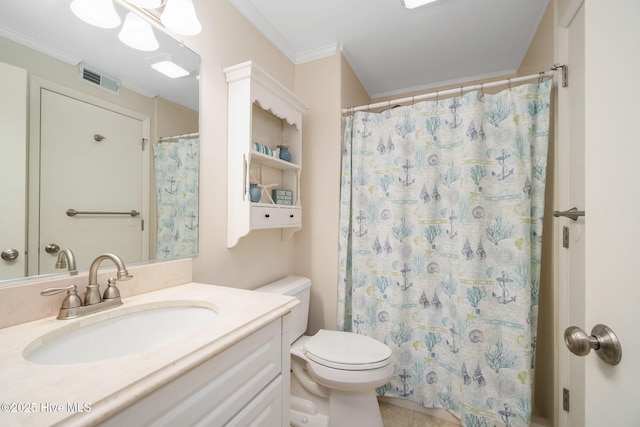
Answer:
[342,69,555,114]
[157,131,200,142]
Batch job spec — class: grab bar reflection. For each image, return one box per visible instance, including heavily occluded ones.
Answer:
[66,209,140,217]
[552,207,584,221]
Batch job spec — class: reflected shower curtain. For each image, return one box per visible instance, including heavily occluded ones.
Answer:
[338,81,551,426]
[153,137,199,258]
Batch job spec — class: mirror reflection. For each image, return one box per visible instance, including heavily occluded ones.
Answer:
[0,0,200,283]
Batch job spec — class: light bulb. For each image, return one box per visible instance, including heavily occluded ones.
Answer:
[70,0,121,29]
[118,12,159,51]
[161,0,202,36]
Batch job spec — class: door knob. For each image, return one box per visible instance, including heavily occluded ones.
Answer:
[45,243,60,254]
[564,324,622,365]
[1,248,19,261]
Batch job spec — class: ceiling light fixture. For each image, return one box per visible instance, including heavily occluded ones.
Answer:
[118,12,159,51]
[401,0,440,9]
[124,0,163,8]
[160,0,202,36]
[148,55,190,78]
[70,0,122,29]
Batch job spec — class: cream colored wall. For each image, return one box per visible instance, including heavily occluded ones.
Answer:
[183,1,299,289]
[340,54,371,109]
[292,54,344,333]
[155,97,199,138]
[556,0,576,22]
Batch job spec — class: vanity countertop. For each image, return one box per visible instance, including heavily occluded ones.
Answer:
[0,282,298,427]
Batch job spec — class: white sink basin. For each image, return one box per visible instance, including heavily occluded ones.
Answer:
[24,305,217,365]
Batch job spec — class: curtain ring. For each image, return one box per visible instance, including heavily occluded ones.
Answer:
[411,96,415,107]
[480,83,484,95]
[538,72,545,85]
[436,91,439,104]
[508,78,512,90]
[460,86,464,97]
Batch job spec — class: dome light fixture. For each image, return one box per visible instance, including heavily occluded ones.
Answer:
[70,0,121,29]
[160,0,202,36]
[124,0,163,8]
[118,12,159,51]
[401,0,440,9]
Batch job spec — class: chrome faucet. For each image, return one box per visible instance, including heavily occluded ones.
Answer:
[41,252,133,320]
[55,248,77,275]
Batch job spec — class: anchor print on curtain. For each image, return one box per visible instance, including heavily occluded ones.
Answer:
[338,81,551,426]
[153,137,200,258]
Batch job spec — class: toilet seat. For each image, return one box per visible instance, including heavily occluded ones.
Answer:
[303,330,391,371]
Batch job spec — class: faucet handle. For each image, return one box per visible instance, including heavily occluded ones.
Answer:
[41,284,83,309]
[102,277,121,300]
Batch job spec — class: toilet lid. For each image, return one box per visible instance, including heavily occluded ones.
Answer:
[304,330,391,370]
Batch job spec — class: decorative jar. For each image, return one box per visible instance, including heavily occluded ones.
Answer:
[249,184,261,202]
[278,145,291,162]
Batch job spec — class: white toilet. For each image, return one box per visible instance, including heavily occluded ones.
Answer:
[256,276,393,427]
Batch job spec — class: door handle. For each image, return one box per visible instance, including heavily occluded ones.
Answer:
[564,324,622,365]
[1,248,19,261]
[45,243,60,254]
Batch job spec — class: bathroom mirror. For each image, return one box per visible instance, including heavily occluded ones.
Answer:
[0,0,200,284]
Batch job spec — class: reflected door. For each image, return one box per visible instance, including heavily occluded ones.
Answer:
[39,89,144,274]
[0,62,27,279]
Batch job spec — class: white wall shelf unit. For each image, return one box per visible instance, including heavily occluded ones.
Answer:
[224,61,307,248]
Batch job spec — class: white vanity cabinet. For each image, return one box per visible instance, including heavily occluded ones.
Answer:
[224,61,307,248]
[101,318,291,426]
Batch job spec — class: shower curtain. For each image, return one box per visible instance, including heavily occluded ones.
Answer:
[338,81,551,427]
[153,137,199,258]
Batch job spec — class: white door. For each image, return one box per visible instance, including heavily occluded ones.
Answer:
[556,2,586,426]
[0,62,27,279]
[558,1,640,425]
[38,89,145,274]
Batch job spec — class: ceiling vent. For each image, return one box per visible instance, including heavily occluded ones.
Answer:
[79,64,120,95]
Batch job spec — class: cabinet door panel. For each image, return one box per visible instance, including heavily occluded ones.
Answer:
[101,320,282,426]
[221,376,283,427]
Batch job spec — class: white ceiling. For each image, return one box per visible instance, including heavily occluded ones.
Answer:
[229,0,550,99]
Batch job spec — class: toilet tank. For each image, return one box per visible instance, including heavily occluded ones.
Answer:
[255,276,311,345]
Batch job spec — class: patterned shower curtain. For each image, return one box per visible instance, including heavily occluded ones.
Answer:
[153,137,199,258]
[338,81,551,427]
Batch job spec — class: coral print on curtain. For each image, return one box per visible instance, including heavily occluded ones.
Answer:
[338,81,551,427]
[153,137,199,258]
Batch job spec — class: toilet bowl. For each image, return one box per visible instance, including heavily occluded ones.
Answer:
[256,276,393,427]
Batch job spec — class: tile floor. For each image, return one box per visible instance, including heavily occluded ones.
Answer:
[379,401,461,427]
